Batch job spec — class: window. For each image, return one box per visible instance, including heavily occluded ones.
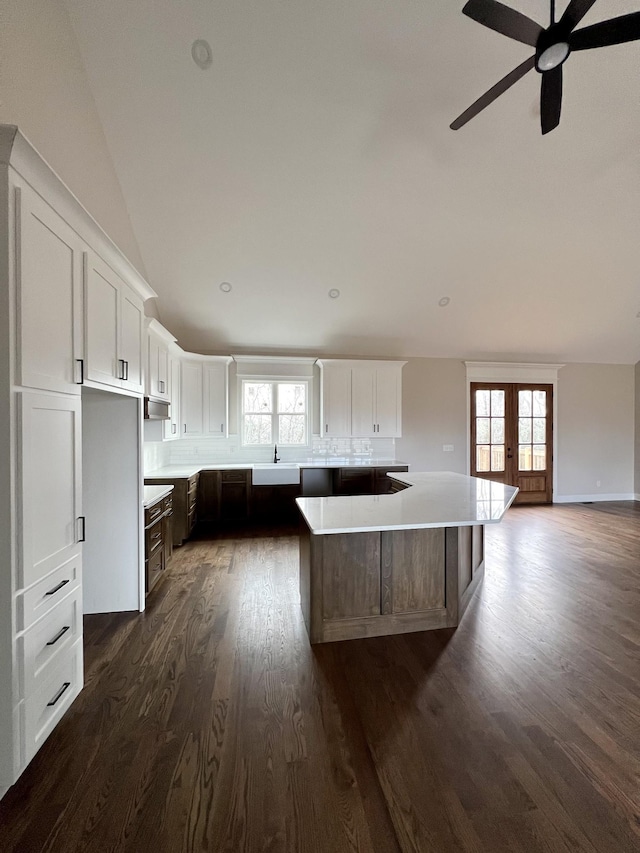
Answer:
[242,380,309,446]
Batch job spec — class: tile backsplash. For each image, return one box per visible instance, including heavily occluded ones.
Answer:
[144,435,396,472]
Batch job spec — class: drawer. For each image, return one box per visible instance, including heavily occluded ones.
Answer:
[188,508,197,532]
[146,545,164,593]
[19,587,82,697]
[145,500,164,526]
[221,470,248,483]
[162,494,173,513]
[145,517,163,556]
[17,552,81,632]
[187,475,199,494]
[22,638,83,767]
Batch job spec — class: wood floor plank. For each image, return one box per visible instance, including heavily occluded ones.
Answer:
[1,505,639,852]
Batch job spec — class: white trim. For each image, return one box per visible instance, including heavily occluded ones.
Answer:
[465,361,564,498]
[554,493,635,503]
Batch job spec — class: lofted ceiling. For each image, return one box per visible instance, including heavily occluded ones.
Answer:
[63,0,640,363]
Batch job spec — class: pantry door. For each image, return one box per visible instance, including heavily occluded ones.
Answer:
[470,383,553,505]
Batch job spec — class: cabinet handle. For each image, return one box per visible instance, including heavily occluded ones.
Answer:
[46,626,70,646]
[124,360,129,381]
[47,682,71,707]
[220,423,224,433]
[75,359,84,385]
[172,424,177,435]
[118,359,125,380]
[325,423,328,432]
[184,424,187,433]
[77,517,86,543]
[46,579,69,596]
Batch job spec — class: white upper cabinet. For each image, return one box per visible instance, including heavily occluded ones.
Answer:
[318,359,405,438]
[84,250,144,394]
[163,352,181,440]
[180,356,231,438]
[318,361,352,437]
[15,182,83,395]
[146,319,176,402]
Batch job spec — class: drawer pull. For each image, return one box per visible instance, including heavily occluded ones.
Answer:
[46,579,69,596]
[46,626,70,646]
[47,682,71,707]
[152,531,162,541]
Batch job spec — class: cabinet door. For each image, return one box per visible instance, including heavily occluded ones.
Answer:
[119,286,144,393]
[203,361,227,436]
[322,365,351,437]
[351,367,376,437]
[148,331,169,401]
[163,356,181,440]
[84,251,121,388]
[375,368,402,437]
[181,360,203,436]
[19,392,82,589]
[16,184,83,395]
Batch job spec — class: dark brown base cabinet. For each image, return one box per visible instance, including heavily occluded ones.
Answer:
[197,470,251,527]
[144,492,173,594]
[144,475,198,546]
[332,466,409,496]
[299,522,484,644]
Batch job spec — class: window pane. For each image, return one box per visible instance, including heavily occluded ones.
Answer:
[519,390,532,417]
[279,414,306,444]
[518,418,531,443]
[490,390,504,417]
[519,445,532,471]
[533,418,546,443]
[491,445,505,472]
[476,445,490,472]
[476,390,490,417]
[244,414,272,444]
[533,445,546,470]
[244,382,272,413]
[476,418,490,444]
[491,418,504,444]
[533,390,546,417]
[278,383,306,414]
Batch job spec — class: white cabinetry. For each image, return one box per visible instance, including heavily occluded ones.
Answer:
[84,250,145,394]
[180,356,231,437]
[146,318,176,402]
[318,359,405,438]
[163,351,182,440]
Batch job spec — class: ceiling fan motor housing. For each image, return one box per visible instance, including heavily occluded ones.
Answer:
[535,24,571,72]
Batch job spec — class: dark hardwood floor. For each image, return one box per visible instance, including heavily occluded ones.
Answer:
[2,503,640,852]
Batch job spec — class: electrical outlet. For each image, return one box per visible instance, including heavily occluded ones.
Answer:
[596,480,601,487]
[443,444,454,452]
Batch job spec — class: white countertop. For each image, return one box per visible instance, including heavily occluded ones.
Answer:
[143,484,174,507]
[144,458,407,479]
[295,471,519,534]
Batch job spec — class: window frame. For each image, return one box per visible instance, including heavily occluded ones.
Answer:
[240,376,311,448]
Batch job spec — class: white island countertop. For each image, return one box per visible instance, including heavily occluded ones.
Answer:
[295,471,518,535]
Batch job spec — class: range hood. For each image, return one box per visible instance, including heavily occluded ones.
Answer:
[144,398,170,420]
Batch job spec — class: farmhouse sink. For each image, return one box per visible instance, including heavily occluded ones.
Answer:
[252,463,301,485]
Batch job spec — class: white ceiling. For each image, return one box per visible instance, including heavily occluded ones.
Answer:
[64,0,640,363]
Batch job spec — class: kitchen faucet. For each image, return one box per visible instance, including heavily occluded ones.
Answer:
[273,444,280,463]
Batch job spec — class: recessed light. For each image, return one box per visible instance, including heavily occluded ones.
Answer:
[192,39,213,70]
[219,282,232,293]
[328,288,340,299]
[438,296,451,307]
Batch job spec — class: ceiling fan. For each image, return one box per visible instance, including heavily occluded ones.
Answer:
[450,0,640,134]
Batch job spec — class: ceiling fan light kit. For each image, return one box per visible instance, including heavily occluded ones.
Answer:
[451,0,640,134]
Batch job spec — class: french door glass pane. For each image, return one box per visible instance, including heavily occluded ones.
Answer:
[491,445,505,471]
[533,445,546,470]
[518,418,531,443]
[477,445,490,472]
[476,390,490,417]
[533,390,546,417]
[519,445,532,470]
[491,418,505,443]
[476,418,490,444]
[519,390,532,417]
[491,390,505,416]
[533,418,546,443]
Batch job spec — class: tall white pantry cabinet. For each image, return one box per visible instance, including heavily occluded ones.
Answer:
[0,125,155,797]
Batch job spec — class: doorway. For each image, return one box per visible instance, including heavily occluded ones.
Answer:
[470,383,553,504]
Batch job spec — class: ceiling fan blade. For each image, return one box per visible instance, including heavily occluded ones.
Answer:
[570,11,640,50]
[540,66,562,135]
[450,55,536,130]
[558,0,598,32]
[462,0,543,46]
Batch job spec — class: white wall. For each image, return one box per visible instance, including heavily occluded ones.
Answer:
[0,0,147,278]
[636,362,640,498]
[557,363,635,500]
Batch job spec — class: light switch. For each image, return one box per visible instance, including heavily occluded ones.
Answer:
[443,444,454,452]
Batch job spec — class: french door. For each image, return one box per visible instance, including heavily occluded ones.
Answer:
[470,383,553,504]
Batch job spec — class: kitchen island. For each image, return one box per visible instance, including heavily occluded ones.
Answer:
[296,471,518,644]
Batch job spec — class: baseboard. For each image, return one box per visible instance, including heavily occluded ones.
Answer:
[553,493,636,503]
